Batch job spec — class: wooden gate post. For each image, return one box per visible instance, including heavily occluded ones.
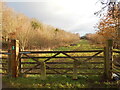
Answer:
[8,40,12,77]
[8,39,20,78]
[40,61,46,80]
[104,39,113,80]
[73,60,78,80]
[18,48,21,77]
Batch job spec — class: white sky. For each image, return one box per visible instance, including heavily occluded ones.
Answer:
[6,0,102,36]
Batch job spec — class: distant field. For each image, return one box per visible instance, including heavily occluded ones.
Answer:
[54,39,102,51]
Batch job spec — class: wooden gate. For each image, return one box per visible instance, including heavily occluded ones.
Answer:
[19,50,104,79]
[1,39,120,80]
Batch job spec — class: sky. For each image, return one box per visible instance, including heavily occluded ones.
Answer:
[6,0,102,36]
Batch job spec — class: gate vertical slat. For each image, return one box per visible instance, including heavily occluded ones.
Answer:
[41,61,46,80]
[73,60,78,80]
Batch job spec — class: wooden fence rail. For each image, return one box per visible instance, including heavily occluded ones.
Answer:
[112,49,120,75]
[112,50,120,53]
[0,52,9,75]
[20,50,103,54]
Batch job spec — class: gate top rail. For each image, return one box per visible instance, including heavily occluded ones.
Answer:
[20,50,103,54]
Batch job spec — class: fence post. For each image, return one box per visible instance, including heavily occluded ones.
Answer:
[8,39,20,78]
[8,40,12,77]
[73,60,78,80]
[40,61,46,80]
[103,47,107,78]
[104,39,113,80]
[18,49,21,77]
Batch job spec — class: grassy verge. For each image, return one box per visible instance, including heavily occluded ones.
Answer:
[2,75,119,88]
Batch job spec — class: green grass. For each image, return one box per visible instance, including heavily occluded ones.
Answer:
[53,40,102,51]
[3,75,119,88]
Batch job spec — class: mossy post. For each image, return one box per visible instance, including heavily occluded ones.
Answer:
[104,39,113,80]
[73,60,78,80]
[8,39,20,78]
[40,61,46,80]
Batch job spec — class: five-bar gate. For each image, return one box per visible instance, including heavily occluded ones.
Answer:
[0,39,120,80]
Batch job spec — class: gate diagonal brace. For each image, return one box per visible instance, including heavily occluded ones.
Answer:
[46,65,62,74]
[61,52,79,74]
[61,52,80,62]
[23,53,40,63]
[61,52,91,69]
[44,52,60,62]
[44,52,73,74]
[83,51,102,62]
[78,51,103,69]
[23,63,41,74]
[63,68,73,74]
[21,54,41,74]
[62,51,103,70]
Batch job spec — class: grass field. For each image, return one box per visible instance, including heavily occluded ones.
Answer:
[2,75,119,88]
[53,39,102,51]
[2,39,120,88]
